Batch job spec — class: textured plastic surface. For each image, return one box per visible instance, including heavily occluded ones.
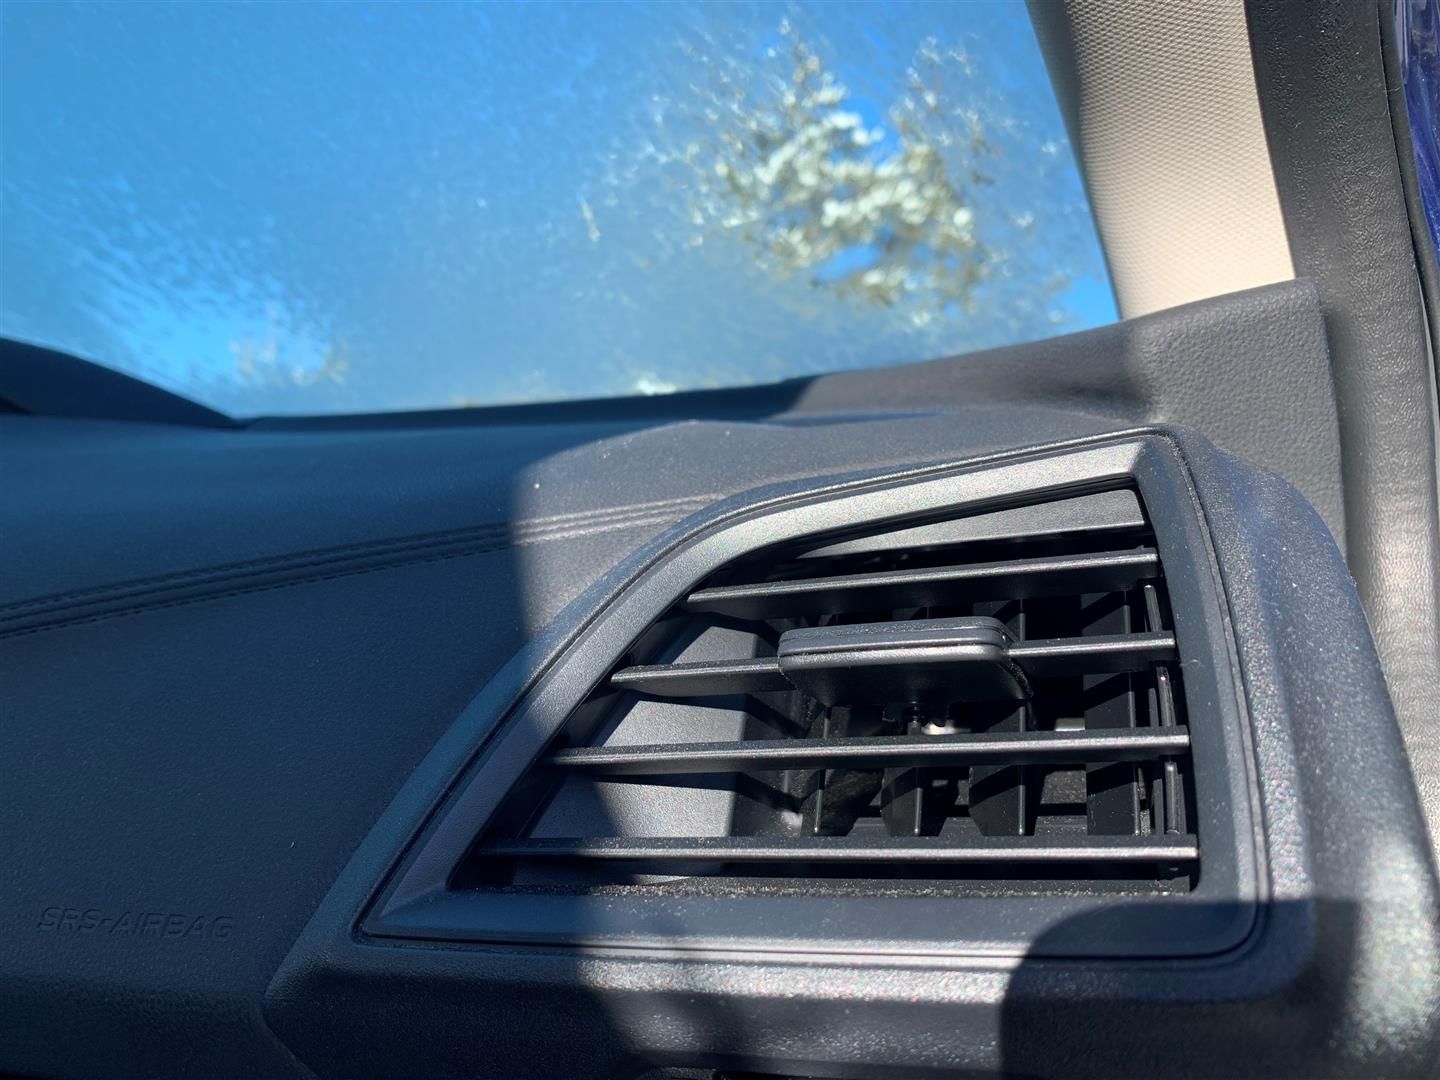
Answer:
[1249,0,1440,842]
[1,279,1430,1078]
[257,429,1440,1079]
[359,436,1251,956]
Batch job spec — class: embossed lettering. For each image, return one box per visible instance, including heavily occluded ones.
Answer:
[37,904,234,943]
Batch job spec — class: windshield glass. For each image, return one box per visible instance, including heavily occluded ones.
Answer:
[1,1,1115,416]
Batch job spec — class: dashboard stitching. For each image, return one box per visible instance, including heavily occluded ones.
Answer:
[0,510,707,640]
[0,494,716,622]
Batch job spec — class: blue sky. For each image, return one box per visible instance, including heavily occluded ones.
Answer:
[1,1,1116,415]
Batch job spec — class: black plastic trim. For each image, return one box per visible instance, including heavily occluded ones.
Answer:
[796,487,1146,559]
[471,834,1200,865]
[684,548,1159,619]
[359,433,1257,957]
[1009,632,1176,675]
[263,428,1439,1080]
[609,631,1176,698]
[775,614,1029,703]
[0,336,237,428]
[545,727,1191,776]
[1249,0,1440,842]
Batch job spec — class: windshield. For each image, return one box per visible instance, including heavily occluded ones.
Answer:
[0,1,1115,416]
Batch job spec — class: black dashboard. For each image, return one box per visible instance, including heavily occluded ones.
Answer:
[3,280,1438,1078]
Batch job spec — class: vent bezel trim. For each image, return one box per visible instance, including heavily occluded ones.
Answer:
[363,435,1261,960]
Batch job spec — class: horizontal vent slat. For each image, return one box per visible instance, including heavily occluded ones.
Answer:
[610,657,791,697]
[611,632,1176,698]
[796,489,1147,560]
[549,727,1190,775]
[684,548,1160,619]
[461,487,1206,903]
[472,834,1199,865]
[1008,632,1176,676]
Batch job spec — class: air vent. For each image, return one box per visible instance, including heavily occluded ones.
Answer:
[456,487,1198,897]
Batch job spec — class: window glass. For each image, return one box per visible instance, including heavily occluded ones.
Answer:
[0,1,1117,415]
[1399,0,1440,254]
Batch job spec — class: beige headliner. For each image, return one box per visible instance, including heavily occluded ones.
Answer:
[1029,0,1295,318]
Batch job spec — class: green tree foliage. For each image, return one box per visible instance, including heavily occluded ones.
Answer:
[667,22,1010,324]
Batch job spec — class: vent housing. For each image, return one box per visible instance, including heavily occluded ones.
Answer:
[457,487,1198,898]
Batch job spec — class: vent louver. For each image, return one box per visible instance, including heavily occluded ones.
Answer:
[459,487,1198,897]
